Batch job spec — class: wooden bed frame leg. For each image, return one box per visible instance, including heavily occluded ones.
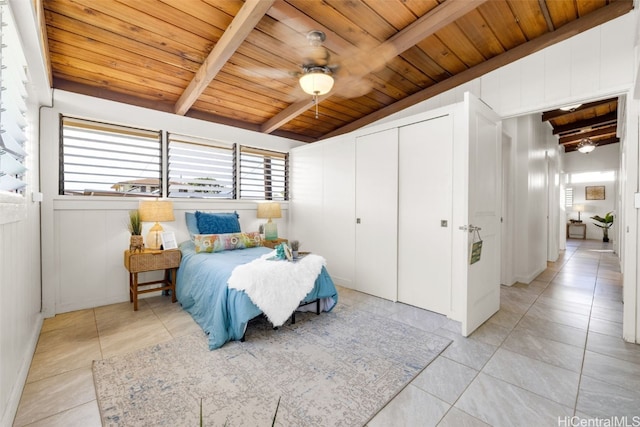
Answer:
[291,312,296,324]
[316,299,320,315]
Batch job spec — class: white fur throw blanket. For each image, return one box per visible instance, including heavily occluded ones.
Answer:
[228,252,326,327]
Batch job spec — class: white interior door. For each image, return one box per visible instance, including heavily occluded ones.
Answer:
[453,93,502,336]
[355,128,398,301]
[398,116,453,315]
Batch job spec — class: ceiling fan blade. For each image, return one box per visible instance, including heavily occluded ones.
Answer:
[331,75,375,99]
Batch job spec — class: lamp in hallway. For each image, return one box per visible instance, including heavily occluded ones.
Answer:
[257,202,282,241]
[139,200,175,249]
[573,204,585,223]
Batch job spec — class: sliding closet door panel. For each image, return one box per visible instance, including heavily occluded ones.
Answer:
[398,116,453,315]
[355,128,398,301]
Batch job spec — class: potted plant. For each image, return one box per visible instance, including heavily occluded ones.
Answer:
[590,211,614,242]
[290,240,300,258]
[128,209,144,252]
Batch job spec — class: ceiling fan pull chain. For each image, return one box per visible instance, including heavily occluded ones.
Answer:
[314,94,319,119]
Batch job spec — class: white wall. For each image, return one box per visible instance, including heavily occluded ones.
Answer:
[501,115,561,284]
[0,104,43,427]
[563,143,620,241]
[1,1,50,426]
[39,91,302,316]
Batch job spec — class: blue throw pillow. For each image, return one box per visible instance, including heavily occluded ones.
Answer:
[195,211,241,234]
[185,212,199,238]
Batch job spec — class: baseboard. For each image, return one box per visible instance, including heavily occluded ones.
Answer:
[330,275,352,289]
[514,266,546,285]
[1,313,43,427]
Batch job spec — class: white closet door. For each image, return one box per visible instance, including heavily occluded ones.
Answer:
[355,128,398,301]
[398,115,453,315]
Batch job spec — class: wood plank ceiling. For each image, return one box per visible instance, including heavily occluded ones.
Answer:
[41,0,633,143]
[542,97,620,153]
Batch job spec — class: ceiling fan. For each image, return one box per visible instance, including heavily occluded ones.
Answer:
[296,30,336,118]
[290,30,395,118]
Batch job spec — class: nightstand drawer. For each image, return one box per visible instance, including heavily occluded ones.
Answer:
[125,249,181,273]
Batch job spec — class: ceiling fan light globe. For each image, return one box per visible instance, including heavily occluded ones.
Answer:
[299,72,334,96]
[577,138,596,154]
[560,103,582,111]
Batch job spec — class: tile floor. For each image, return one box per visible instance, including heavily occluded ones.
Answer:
[13,239,639,426]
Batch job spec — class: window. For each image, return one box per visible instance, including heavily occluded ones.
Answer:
[565,187,573,207]
[239,146,288,200]
[59,117,289,200]
[60,117,161,196]
[0,4,28,193]
[167,133,235,199]
[569,171,616,183]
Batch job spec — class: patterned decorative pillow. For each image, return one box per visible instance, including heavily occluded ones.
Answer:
[194,232,263,253]
[239,232,263,249]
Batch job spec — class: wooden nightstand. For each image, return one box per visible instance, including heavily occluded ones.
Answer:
[124,249,181,311]
[262,238,288,249]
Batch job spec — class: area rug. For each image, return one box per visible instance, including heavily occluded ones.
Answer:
[93,304,451,426]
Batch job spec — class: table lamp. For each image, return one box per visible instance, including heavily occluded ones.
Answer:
[139,200,175,249]
[574,204,585,223]
[256,202,281,241]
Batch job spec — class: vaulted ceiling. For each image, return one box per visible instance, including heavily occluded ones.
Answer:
[40,0,633,143]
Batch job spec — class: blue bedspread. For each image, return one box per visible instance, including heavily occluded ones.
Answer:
[176,241,338,349]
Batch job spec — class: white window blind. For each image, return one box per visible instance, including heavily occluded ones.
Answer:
[167,133,235,199]
[60,117,162,196]
[239,146,288,200]
[565,187,573,207]
[0,4,28,193]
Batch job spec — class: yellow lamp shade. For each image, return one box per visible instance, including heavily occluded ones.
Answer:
[139,200,175,249]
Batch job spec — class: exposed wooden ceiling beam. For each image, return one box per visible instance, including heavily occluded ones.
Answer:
[538,0,555,32]
[559,125,618,145]
[261,0,488,134]
[542,98,617,122]
[322,0,632,140]
[261,98,322,135]
[564,136,620,152]
[552,112,618,135]
[174,0,275,116]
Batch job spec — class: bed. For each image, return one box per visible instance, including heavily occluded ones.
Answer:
[175,211,338,350]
